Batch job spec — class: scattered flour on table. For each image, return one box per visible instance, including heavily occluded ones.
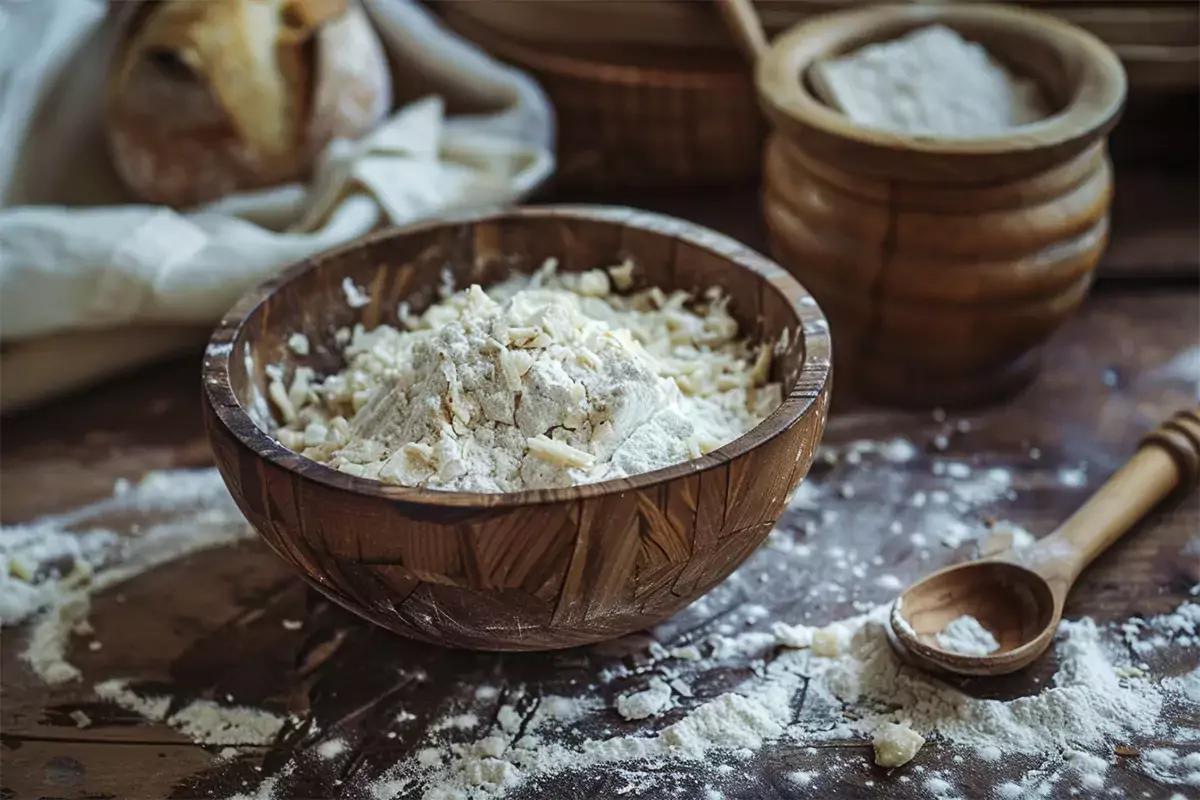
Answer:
[1123,603,1200,654]
[434,714,480,732]
[788,770,815,786]
[1,468,250,684]
[95,679,286,746]
[1058,465,1088,488]
[1163,667,1200,704]
[935,615,1001,656]
[987,519,1036,551]
[616,677,674,721]
[344,420,1190,799]
[334,597,1198,800]
[21,592,92,684]
[169,699,286,747]
[1138,746,1200,786]
[225,765,294,800]
[270,260,783,492]
[1146,346,1200,384]
[317,738,349,760]
[11,430,1196,800]
[924,776,954,796]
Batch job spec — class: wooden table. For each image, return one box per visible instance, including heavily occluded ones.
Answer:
[2,192,1198,800]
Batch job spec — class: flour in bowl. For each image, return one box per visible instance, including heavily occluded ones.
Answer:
[270,261,783,492]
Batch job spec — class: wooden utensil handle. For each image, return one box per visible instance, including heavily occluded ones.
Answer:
[1040,407,1200,585]
[1142,407,1200,489]
[716,0,769,63]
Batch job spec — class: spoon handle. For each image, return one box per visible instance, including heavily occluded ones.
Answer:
[715,0,770,63]
[1033,407,1200,592]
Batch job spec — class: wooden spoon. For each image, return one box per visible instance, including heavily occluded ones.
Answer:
[715,0,770,63]
[889,406,1200,677]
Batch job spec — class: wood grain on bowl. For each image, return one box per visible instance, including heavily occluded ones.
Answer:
[755,5,1126,408]
[202,207,831,650]
[434,3,765,189]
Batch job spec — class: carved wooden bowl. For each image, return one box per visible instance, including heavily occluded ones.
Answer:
[756,5,1126,407]
[202,207,832,651]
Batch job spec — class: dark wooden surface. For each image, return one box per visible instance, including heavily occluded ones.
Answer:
[2,191,1198,799]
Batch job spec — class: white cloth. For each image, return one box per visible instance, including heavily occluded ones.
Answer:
[0,0,555,411]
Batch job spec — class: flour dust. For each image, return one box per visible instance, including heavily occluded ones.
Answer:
[7,419,1198,800]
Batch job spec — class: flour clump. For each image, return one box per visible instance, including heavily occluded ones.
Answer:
[271,261,783,492]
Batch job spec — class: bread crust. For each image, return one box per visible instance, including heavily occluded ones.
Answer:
[105,0,392,207]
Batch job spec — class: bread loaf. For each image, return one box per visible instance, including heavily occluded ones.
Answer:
[105,0,392,208]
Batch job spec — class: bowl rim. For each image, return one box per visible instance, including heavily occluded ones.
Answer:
[203,205,832,509]
[440,6,750,87]
[757,3,1128,156]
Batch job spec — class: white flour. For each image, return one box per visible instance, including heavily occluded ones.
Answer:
[616,677,674,721]
[6,426,1196,800]
[339,432,1197,799]
[271,261,782,492]
[1164,667,1200,704]
[345,600,1195,800]
[813,25,1048,136]
[316,738,349,760]
[21,592,91,684]
[1123,603,1200,654]
[2,468,251,684]
[95,679,287,746]
[1138,747,1200,786]
[935,615,1000,656]
[226,767,293,800]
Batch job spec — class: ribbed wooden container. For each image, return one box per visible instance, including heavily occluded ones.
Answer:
[758,6,1127,408]
[436,6,766,188]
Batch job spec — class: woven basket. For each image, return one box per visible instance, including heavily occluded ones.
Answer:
[437,7,766,189]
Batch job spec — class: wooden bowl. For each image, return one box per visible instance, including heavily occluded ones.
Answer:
[201,207,832,650]
[756,5,1126,407]
[435,4,765,188]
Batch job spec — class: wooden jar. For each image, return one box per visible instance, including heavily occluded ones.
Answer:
[436,2,765,188]
[757,5,1127,407]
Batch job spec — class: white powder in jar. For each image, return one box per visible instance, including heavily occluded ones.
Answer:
[813,25,1048,137]
[271,261,784,493]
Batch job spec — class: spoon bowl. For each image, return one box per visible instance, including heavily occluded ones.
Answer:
[891,560,1058,677]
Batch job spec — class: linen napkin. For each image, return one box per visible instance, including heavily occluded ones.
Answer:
[0,0,555,411]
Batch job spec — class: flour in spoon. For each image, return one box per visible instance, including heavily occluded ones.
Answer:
[271,261,783,492]
[936,614,1001,656]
